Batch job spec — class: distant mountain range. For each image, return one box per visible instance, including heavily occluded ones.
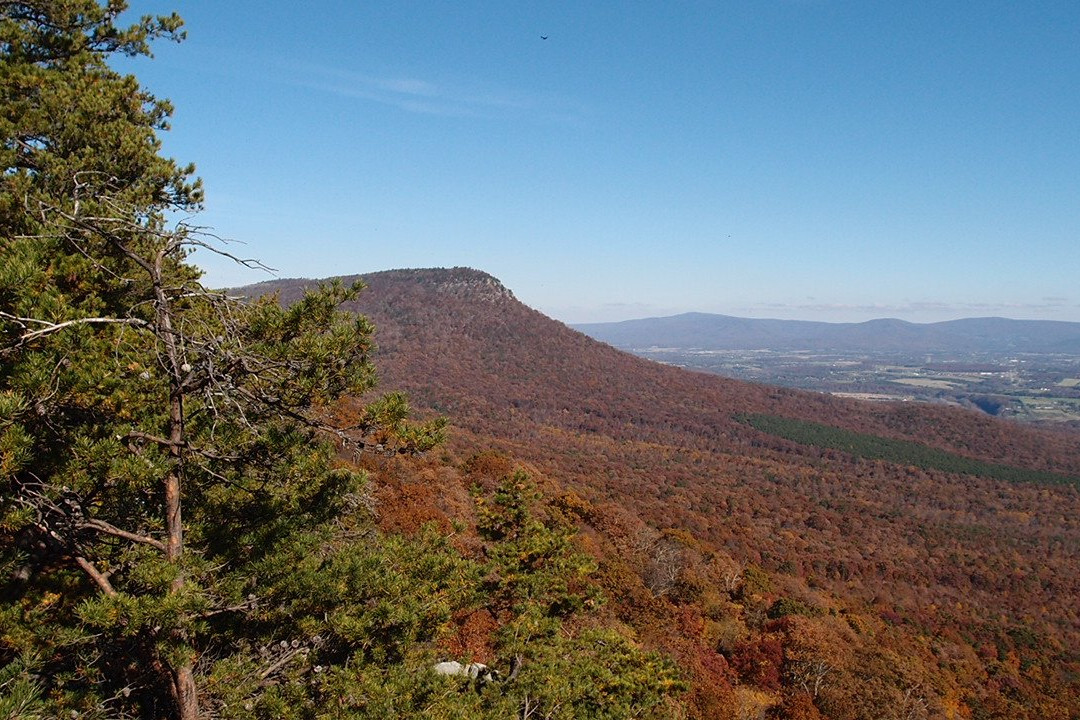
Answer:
[572,313,1080,354]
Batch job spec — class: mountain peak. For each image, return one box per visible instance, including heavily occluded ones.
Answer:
[365,267,515,303]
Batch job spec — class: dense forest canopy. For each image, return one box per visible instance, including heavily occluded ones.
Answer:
[285,266,1080,719]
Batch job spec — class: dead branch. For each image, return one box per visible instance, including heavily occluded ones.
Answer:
[75,555,118,597]
[199,594,258,619]
[1,311,149,349]
[126,430,184,449]
[80,517,166,553]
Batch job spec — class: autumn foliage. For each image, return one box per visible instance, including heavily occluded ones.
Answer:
[243,267,1080,719]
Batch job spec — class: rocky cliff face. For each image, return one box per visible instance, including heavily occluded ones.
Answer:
[385,267,516,303]
[234,266,515,305]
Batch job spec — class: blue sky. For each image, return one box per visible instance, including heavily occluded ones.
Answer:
[123,1,1079,323]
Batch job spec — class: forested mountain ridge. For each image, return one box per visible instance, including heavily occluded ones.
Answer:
[240,267,1080,718]
[574,311,1080,353]
[240,268,1080,475]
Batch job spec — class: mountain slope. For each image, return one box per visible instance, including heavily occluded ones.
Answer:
[573,312,1080,354]
[240,268,1080,718]
[241,269,1080,473]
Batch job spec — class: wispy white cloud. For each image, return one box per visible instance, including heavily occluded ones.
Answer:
[287,63,584,122]
[375,77,438,96]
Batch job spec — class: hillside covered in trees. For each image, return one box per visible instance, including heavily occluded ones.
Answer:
[245,268,1080,718]
[4,3,1080,719]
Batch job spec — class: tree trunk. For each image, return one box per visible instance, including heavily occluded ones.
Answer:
[154,252,198,719]
[173,664,200,720]
[164,435,184,581]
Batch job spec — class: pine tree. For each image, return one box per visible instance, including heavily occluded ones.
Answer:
[474,471,599,655]
[469,472,685,720]
[1,5,686,718]
[0,3,443,717]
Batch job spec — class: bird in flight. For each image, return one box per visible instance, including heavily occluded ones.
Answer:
[540,35,548,40]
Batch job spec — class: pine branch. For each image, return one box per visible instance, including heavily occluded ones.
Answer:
[79,518,167,553]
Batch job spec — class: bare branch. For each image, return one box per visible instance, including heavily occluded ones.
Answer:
[259,646,307,683]
[80,518,166,552]
[1,311,149,349]
[199,595,258,619]
[179,233,277,273]
[126,430,183,448]
[75,555,118,597]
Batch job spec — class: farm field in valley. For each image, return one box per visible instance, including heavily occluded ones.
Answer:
[628,348,1080,425]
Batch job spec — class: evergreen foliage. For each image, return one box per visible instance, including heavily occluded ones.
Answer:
[474,471,600,654]
[0,2,442,717]
[332,472,686,720]
[739,413,1080,487]
[0,4,685,718]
